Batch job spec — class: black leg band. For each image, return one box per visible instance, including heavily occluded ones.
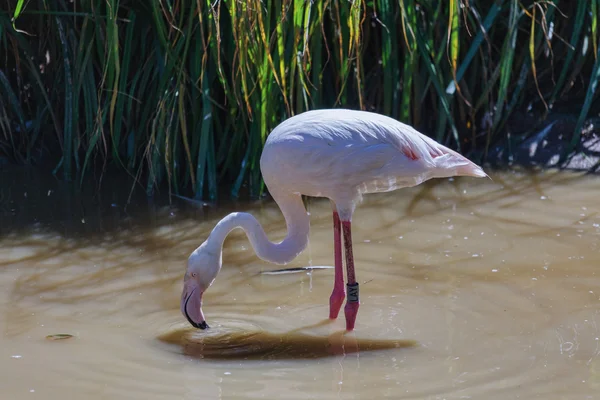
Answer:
[347,282,359,303]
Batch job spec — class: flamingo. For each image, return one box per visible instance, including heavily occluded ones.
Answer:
[181,109,487,331]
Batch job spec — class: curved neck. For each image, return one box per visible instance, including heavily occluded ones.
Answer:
[206,193,310,265]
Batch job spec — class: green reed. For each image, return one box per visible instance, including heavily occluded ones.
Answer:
[1,1,599,201]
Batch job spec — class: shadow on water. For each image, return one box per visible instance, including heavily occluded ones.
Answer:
[157,321,417,360]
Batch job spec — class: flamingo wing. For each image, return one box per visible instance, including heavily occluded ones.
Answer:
[261,109,485,200]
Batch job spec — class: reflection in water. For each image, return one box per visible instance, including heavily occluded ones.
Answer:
[1,170,600,398]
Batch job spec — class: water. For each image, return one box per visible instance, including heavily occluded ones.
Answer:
[1,169,600,399]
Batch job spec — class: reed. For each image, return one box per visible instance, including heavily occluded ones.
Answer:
[1,1,598,200]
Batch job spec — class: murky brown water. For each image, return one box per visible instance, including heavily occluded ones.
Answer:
[1,169,600,399]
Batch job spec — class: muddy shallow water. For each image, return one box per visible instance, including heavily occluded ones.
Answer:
[1,170,600,399]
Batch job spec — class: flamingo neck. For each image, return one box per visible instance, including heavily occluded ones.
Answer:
[205,193,310,265]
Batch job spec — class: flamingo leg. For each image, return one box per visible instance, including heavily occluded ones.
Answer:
[329,211,345,319]
[342,220,359,331]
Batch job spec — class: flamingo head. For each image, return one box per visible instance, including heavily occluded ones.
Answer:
[180,242,222,329]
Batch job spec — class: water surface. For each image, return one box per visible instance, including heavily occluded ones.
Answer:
[1,169,600,399]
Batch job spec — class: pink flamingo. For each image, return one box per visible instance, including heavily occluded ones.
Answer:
[181,109,486,331]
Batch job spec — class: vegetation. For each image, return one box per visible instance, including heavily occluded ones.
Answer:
[1,1,599,201]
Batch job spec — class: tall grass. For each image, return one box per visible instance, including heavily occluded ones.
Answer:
[1,1,599,201]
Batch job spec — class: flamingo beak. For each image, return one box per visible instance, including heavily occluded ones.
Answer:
[181,279,209,329]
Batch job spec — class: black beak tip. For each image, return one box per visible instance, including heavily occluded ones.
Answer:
[195,320,209,330]
[184,307,209,330]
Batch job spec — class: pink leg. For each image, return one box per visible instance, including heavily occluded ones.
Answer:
[329,211,345,319]
[342,220,360,331]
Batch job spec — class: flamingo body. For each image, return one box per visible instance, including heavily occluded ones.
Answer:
[261,109,485,219]
[181,109,486,332]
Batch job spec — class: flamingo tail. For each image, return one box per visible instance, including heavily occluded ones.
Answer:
[432,153,488,179]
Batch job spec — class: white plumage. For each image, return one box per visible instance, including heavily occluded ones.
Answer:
[261,109,486,220]
[181,109,486,332]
